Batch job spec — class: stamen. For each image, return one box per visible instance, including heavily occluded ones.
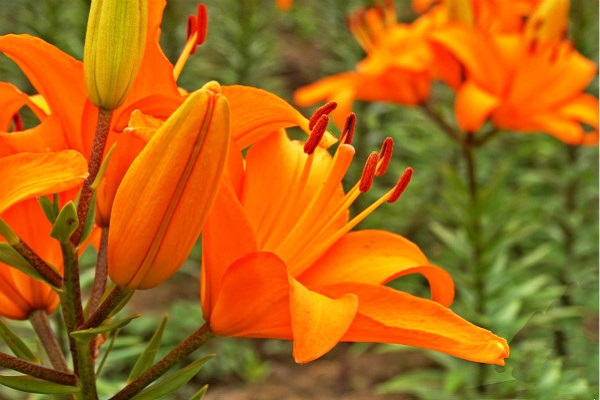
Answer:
[11,113,23,132]
[359,152,379,192]
[387,167,413,203]
[304,114,329,154]
[308,101,337,131]
[375,137,393,176]
[174,4,208,80]
[341,112,356,144]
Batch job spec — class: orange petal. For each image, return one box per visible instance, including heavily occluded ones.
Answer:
[108,83,230,289]
[455,80,499,132]
[431,26,507,93]
[0,115,68,157]
[290,278,358,363]
[0,151,88,213]
[223,85,336,148]
[208,252,291,338]
[299,230,454,307]
[322,283,509,366]
[0,34,86,152]
[241,130,342,252]
[201,180,258,318]
[0,82,46,130]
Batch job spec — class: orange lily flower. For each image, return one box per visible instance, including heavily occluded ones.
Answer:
[276,0,293,11]
[294,1,461,126]
[431,26,599,144]
[201,112,509,364]
[0,151,88,319]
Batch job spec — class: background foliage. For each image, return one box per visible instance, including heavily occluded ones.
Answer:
[1,0,598,399]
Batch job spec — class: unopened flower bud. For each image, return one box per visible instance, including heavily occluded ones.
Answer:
[83,0,148,110]
[108,81,230,290]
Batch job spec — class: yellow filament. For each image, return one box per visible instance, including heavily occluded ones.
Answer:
[173,31,197,81]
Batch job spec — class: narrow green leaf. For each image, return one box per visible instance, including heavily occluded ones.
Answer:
[50,201,79,243]
[131,355,214,400]
[128,315,169,382]
[37,195,58,224]
[90,142,117,191]
[0,375,80,394]
[0,318,39,362]
[71,314,140,341]
[0,243,44,281]
[189,384,209,400]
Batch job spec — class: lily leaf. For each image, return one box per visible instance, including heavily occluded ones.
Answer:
[37,195,58,224]
[130,355,214,400]
[0,318,39,362]
[0,243,44,282]
[71,314,140,341]
[128,315,169,382]
[0,375,80,394]
[50,201,79,243]
[189,384,209,400]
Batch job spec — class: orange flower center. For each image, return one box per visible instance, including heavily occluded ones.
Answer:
[273,102,413,276]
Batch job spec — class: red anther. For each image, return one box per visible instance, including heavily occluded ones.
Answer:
[375,137,393,176]
[308,101,337,131]
[196,4,208,45]
[341,112,356,145]
[359,152,379,193]
[187,4,208,55]
[304,114,329,154]
[11,113,23,132]
[387,167,413,203]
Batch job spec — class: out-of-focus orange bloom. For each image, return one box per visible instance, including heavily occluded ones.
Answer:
[413,0,542,32]
[431,15,598,144]
[0,151,88,320]
[201,112,509,365]
[276,0,293,11]
[107,83,229,290]
[294,1,460,126]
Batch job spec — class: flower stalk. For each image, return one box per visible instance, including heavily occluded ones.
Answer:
[0,351,77,386]
[110,323,214,400]
[28,309,70,373]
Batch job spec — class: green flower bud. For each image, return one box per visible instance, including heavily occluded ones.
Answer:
[84,0,148,110]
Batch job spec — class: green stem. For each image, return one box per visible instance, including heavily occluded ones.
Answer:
[74,339,98,400]
[109,323,215,400]
[29,309,70,373]
[87,227,110,315]
[81,286,133,330]
[0,351,77,386]
[553,145,579,356]
[72,108,113,246]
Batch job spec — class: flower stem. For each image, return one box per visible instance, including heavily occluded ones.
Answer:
[81,285,133,330]
[28,309,70,373]
[0,351,77,386]
[88,227,110,315]
[109,323,215,400]
[72,108,113,246]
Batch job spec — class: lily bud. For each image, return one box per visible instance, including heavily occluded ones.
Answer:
[84,0,148,110]
[108,81,230,290]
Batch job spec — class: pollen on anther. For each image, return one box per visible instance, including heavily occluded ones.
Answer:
[359,152,379,193]
[376,137,393,176]
[341,113,356,145]
[308,101,337,131]
[304,114,329,154]
[11,113,23,132]
[387,167,413,203]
